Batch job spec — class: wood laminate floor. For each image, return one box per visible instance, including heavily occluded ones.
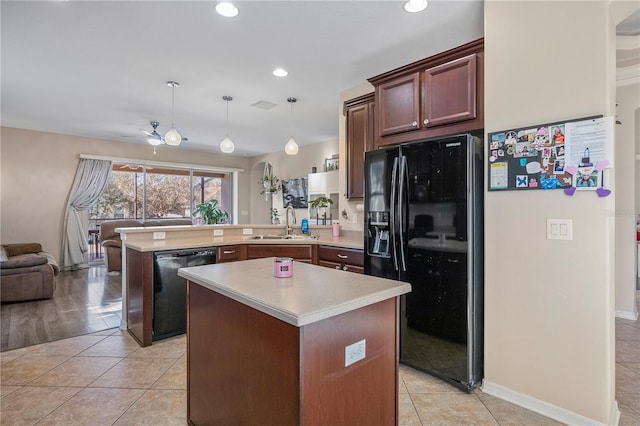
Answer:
[1,266,121,352]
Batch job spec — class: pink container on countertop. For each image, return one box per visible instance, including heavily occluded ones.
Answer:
[274,257,293,278]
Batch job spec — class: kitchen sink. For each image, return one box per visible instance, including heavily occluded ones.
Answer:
[249,234,319,240]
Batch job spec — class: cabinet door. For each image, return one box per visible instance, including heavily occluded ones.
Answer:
[422,54,477,128]
[376,72,420,137]
[346,100,374,199]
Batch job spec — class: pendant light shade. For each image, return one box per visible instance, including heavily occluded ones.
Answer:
[285,97,299,156]
[403,0,428,13]
[284,137,299,155]
[220,96,235,154]
[220,136,235,153]
[164,81,182,146]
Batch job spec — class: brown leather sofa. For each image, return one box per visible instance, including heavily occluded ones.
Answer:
[0,243,59,302]
[100,219,193,272]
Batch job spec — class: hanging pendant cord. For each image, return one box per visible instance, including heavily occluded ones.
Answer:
[171,85,175,128]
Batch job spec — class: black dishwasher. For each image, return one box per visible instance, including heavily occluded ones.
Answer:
[153,247,216,341]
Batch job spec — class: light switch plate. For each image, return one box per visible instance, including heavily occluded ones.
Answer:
[242,228,253,235]
[152,232,166,240]
[213,229,224,236]
[547,219,572,240]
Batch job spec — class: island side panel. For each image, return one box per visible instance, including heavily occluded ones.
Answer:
[187,281,300,425]
[126,248,153,347]
[300,298,399,426]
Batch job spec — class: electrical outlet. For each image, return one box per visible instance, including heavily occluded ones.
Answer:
[213,229,224,236]
[152,232,165,240]
[345,339,366,367]
[242,228,253,235]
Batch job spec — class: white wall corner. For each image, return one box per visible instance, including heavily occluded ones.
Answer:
[617,65,640,87]
[481,380,610,426]
[610,400,621,426]
[615,309,639,320]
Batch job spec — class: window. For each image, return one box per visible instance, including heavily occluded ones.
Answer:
[89,164,234,228]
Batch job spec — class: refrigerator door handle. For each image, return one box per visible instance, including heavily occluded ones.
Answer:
[398,155,408,272]
[390,157,399,271]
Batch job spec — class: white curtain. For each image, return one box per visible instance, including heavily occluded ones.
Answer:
[61,158,112,270]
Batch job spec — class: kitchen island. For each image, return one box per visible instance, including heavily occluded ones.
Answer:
[178,258,411,426]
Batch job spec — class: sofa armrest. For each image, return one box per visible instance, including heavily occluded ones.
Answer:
[1,256,47,270]
[102,240,122,249]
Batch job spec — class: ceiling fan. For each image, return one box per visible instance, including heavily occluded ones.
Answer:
[139,121,189,146]
[140,121,164,146]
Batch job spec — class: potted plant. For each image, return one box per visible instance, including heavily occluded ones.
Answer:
[258,175,281,201]
[310,196,334,223]
[192,199,229,224]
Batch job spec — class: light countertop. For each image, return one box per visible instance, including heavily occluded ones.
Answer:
[178,258,410,327]
[123,232,363,252]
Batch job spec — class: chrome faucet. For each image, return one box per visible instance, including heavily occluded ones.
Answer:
[285,206,296,236]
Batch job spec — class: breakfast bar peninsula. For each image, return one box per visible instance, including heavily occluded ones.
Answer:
[178,258,411,425]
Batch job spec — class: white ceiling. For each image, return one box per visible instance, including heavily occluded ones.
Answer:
[0,0,484,156]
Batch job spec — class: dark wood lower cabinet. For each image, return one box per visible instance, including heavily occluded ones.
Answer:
[126,248,153,347]
[317,245,364,274]
[187,282,399,425]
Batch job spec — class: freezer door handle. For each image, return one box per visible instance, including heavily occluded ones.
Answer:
[390,157,399,271]
[398,155,407,272]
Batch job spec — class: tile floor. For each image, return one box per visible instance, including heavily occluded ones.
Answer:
[1,328,565,425]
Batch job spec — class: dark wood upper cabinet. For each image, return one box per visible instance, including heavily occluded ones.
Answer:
[344,93,374,200]
[369,38,484,148]
[376,73,420,137]
[422,54,477,128]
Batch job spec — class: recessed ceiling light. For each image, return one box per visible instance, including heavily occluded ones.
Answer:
[216,2,238,18]
[272,68,288,77]
[403,0,428,13]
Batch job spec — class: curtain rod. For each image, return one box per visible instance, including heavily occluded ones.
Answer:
[79,154,244,173]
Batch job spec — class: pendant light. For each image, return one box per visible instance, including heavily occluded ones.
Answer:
[284,97,299,155]
[220,95,235,154]
[403,0,428,13]
[164,81,182,146]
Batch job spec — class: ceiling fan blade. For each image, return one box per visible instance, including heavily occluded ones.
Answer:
[139,129,152,136]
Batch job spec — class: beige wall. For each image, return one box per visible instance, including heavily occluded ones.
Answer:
[249,139,339,225]
[484,1,616,424]
[0,127,252,262]
[615,82,640,317]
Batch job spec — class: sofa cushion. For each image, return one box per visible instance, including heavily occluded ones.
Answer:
[4,243,43,257]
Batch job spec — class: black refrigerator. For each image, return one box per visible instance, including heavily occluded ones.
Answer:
[364,134,483,391]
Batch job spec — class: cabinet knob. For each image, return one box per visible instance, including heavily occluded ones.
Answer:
[423,118,430,125]
[343,266,348,271]
[335,266,341,270]
[411,121,418,127]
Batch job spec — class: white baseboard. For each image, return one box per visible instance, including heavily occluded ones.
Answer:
[482,380,617,426]
[615,310,638,320]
